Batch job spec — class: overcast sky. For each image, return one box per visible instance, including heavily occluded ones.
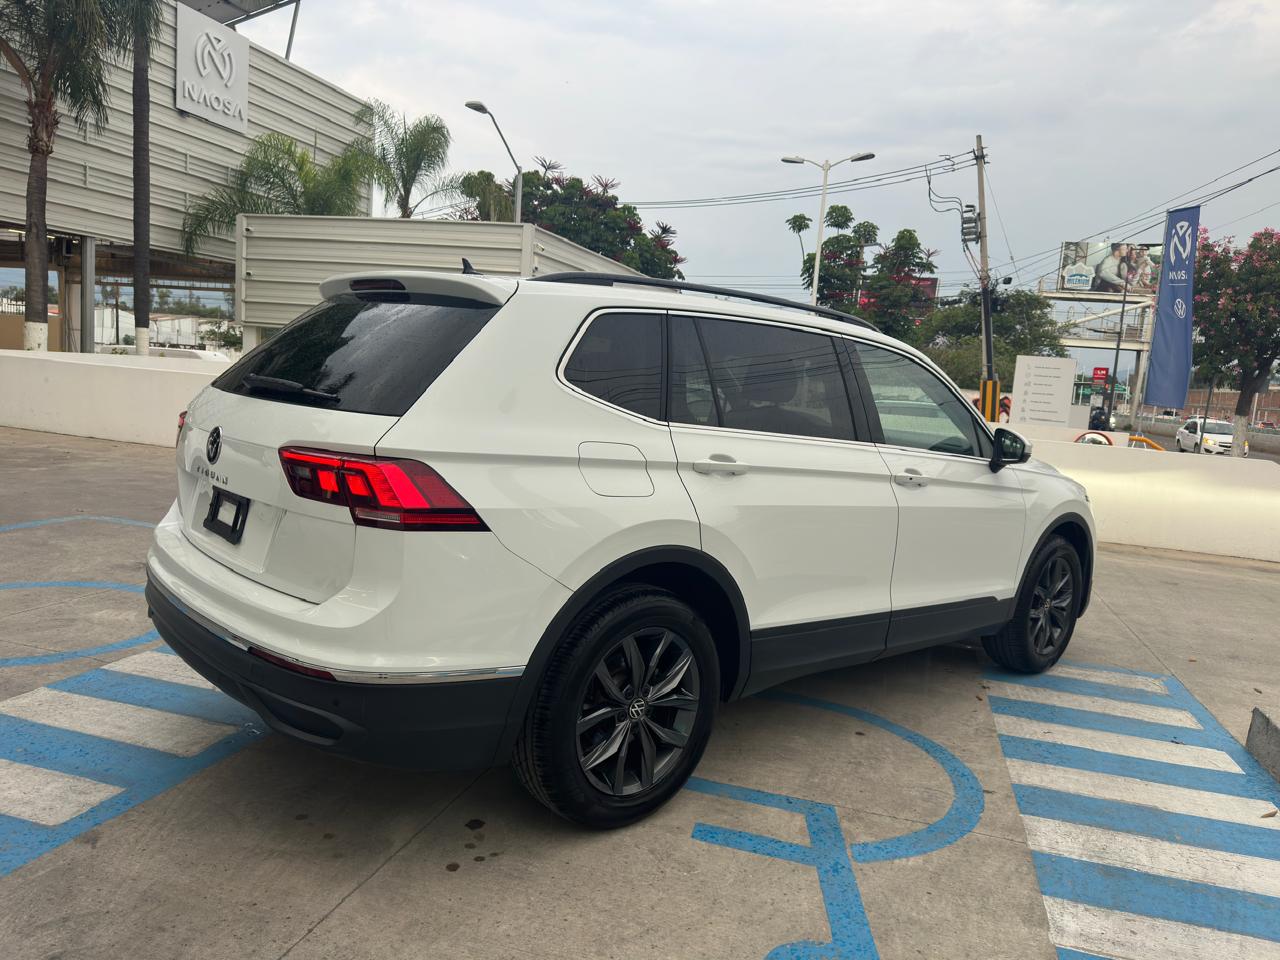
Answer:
[239,0,1280,353]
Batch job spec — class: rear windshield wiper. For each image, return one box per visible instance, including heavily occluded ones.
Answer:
[243,373,340,404]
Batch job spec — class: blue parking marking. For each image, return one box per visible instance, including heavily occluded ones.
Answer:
[688,778,878,960]
[0,515,155,534]
[988,695,1220,748]
[998,736,1267,798]
[0,630,159,668]
[993,670,1181,708]
[1013,785,1280,862]
[0,580,157,668]
[1034,851,1280,942]
[0,652,263,878]
[51,670,251,725]
[988,660,1280,955]
[688,693,985,958]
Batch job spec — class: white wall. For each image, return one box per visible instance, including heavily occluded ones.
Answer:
[0,350,224,446]
[236,216,641,330]
[1028,439,1280,563]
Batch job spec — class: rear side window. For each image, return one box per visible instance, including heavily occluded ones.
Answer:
[564,313,662,419]
[695,317,856,441]
[213,294,498,416]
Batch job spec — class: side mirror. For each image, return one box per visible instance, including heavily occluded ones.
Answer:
[990,427,1031,473]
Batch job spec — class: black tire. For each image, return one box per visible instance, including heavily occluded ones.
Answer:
[982,535,1082,673]
[512,586,719,828]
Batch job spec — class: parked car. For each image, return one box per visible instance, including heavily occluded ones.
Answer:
[146,271,1096,827]
[1174,418,1248,455]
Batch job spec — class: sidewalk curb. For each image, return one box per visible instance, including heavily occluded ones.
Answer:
[1245,707,1280,784]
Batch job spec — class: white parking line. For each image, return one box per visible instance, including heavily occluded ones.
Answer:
[0,688,235,757]
[1051,664,1168,695]
[1044,897,1280,960]
[0,757,122,826]
[1006,760,1280,829]
[1024,816,1280,900]
[102,651,214,690]
[993,713,1241,772]
[986,681,1201,728]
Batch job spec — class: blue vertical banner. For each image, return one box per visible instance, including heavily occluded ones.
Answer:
[1144,205,1200,409]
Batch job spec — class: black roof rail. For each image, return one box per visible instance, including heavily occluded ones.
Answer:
[530,272,877,331]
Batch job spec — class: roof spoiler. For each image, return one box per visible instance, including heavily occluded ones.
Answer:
[319,271,517,307]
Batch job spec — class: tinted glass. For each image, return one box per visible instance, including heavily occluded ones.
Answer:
[668,315,717,426]
[214,294,497,417]
[564,313,662,419]
[854,342,986,456]
[696,318,855,441]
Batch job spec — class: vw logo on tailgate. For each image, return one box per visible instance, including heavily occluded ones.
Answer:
[206,427,223,465]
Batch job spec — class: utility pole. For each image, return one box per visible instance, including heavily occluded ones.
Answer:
[974,135,998,422]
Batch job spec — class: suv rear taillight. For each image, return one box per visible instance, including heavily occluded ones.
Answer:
[278,447,486,531]
[177,410,187,447]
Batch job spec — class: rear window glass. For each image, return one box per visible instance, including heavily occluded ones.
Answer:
[213,294,498,416]
[563,313,662,419]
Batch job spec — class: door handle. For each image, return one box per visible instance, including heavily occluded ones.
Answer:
[893,468,929,488]
[692,455,750,476]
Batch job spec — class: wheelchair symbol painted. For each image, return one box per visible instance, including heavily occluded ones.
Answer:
[687,690,985,959]
[0,516,158,668]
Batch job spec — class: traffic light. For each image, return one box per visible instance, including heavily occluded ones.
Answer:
[960,205,981,244]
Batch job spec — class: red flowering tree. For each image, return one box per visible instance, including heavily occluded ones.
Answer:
[1193,227,1280,454]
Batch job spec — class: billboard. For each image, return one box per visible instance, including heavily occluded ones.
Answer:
[1057,242,1162,294]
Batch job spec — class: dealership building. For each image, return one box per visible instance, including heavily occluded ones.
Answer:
[0,0,369,352]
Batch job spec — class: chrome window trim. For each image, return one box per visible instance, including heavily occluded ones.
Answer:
[557,306,877,448]
[834,331,998,461]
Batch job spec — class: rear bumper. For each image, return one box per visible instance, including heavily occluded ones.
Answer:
[146,575,518,770]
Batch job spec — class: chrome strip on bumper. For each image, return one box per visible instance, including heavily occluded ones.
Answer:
[146,569,525,685]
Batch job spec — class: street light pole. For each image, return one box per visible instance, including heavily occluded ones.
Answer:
[782,152,875,306]
[465,101,522,223]
[810,160,832,306]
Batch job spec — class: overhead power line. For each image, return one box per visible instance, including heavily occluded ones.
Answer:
[630,155,975,210]
[984,146,1280,286]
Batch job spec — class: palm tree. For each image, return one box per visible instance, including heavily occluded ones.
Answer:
[1,0,126,333]
[458,170,514,223]
[824,204,854,231]
[785,213,811,258]
[181,132,377,254]
[357,99,457,218]
[122,0,164,354]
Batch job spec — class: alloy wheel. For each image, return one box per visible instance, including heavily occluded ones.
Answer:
[576,627,700,797]
[1029,555,1074,656]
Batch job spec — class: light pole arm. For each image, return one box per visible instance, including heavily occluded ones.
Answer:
[486,113,522,224]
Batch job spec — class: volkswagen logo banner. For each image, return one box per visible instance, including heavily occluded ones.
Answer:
[1145,205,1201,410]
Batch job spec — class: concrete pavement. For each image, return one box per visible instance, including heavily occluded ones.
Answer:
[0,426,1277,959]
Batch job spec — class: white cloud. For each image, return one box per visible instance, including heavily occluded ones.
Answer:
[240,0,1280,296]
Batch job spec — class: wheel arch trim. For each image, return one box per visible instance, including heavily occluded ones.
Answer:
[1028,511,1094,616]
[493,546,752,761]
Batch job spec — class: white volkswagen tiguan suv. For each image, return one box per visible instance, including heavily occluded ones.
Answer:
[147,270,1094,827]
